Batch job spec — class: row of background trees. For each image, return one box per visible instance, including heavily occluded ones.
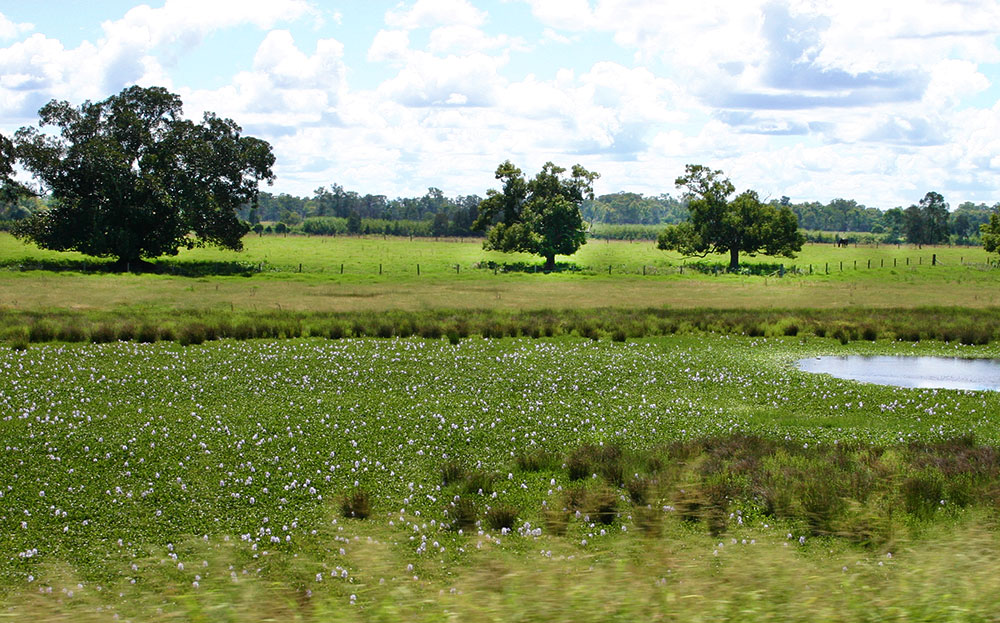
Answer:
[142,187,998,244]
[2,170,995,246]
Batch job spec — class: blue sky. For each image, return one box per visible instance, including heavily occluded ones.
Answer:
[1,0,999,208]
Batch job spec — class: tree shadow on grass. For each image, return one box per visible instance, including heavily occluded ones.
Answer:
[0,257,260,277]
[475,260,583,274]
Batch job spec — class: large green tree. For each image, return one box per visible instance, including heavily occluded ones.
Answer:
[0,132,30,202]
[474,161,599,270]
[981,208,1000,255]
[657,165,804,270]
[12,86,274,269]
[903,191,949,246]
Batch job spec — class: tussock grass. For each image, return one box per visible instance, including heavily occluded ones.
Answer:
[4,305,1000,348]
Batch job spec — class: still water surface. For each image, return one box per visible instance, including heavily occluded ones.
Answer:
[797,356,1000,391]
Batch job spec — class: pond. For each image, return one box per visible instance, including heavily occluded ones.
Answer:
[796,355,1000,391]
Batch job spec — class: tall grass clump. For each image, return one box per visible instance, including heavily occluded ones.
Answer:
[485,504,519,531]
[340,488,372,519]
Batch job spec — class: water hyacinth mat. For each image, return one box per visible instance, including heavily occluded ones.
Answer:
[3,334,1000,619]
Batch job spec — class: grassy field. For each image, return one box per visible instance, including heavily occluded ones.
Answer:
[5,232,1000,621]
[1,233,999,315]
[3,335,1000,620]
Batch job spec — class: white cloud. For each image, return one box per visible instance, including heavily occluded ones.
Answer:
[522,0,596,32]
[0,0,316,126]
[368,29,410,63]
[4,1,1000,207]
[376,51,506,107]
[427,24,527,54]
[385,0,486,30]
[0,12,33,40]
[183,31,347,128]
[101,0,316,51]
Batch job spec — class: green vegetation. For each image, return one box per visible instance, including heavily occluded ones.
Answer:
[981,209,1000,256]
[3,224,1000,620]
[474,161,598,270]
[2,334,1000,620]
[658,165,804,270]
[11,86,274,267]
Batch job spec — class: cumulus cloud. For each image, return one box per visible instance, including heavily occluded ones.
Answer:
[0,12,33,40]
[368,29,410,63]
[183,30,347,130]
[3,1,1000,206]
[376,51,506,107]
[385,0,486,30]
[0,0,314,124]
[101,0,316,51]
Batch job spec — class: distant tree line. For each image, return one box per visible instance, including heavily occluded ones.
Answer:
[247,186,484,237]
[780,195,994,245]
[2,156,996,247]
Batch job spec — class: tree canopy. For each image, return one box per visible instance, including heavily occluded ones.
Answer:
[657,164,804,270]
[981,208,1000,256]
[12,86,274,268]
[0,133,30,203]
[903,191,949,247]
[473,161,599,270]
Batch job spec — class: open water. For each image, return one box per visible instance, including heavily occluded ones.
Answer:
[796,355,1000,391]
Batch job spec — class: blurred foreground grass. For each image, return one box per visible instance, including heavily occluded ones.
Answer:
[6,516,999,622]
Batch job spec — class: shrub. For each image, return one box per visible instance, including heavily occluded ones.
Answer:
[340,489,372,519]
[515,449,559,472]
[57,323,88,343]
[449,498,477,531]
[800,475,846,536]
[485,504,519,531]
[178,323,207,346]
[418,323,443,339]
[543,509,570,536]
[902,472,944,519]
[562,485,589,512]
[626,476,652,506]
[441,461,466,486]
[8,328,29,351]
[831,327,850,345]
[959,326,991,346]
[116,322,136,342]
[136,324,161,343]
[28,321,57,343]
[464,470,495,495]
[90,324,117,344]
[567,444,625,485]
[861,325,878,341]
[159,325,177,342]
[633,507,662,536]
[589,487,619,525]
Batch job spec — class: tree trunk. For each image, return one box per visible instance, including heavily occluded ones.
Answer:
[544,254,555,272]
[113,256,156,273]
[729,247,739,271]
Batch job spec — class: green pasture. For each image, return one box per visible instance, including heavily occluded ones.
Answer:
[2,334,1000,620]
[1,232,991,277]
[1,233,999,315]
